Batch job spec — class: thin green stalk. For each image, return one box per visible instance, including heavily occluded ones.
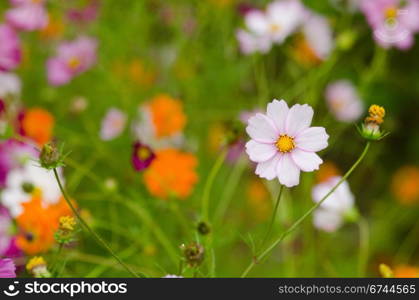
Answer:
[259,185,284,250]
[51,244,63,277]
[358,217,369,277]
[201,150,227,222]
[53,168,144,278]
[241,142,371,277]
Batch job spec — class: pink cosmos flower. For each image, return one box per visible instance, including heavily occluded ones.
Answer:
[245,99,329,187]
[0,72,21,99]
[0,258,16,278]
[5,0,48,32]
[360,0,419,49]
[312,176,355,232]
[47,36,98,86]
[325,80,363,122]
[237,0,304,54]
[67,0,100,24]
[99,108,127,141]
[0,24,21,72]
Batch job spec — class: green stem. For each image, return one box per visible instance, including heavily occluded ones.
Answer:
[52,168,144,278]
[51,244,63,277]
[241,142,371,277]
[259,185,284,250]
[201,150,227,222]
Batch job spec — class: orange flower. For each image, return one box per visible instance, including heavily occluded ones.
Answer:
[394,265,419,278]
[391,166,419,205]
[144,148,198,199]
[21,108,54,146]
[315,161,340,183]
[293,36,322,67]
[16,193,71,255]
[148,95,186,138]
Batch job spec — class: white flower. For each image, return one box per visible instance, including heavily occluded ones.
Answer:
[301,12,334,61]
[325,80,363,122]
[245,99,329,187]
[0,72,21,98]
[99,108,127,141]
[237,0,304,54]
[312,176,355,232]
[1,164,63,217]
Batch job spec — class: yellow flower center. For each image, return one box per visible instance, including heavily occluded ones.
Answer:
[368,104,385,118]
[68,57,81,70]
[385,6,398,19]
[276,135,295,153]
[137,147,151,160]
[270,24,281,32]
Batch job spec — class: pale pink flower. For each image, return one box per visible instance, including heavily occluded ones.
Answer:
[5,0,48,32]
[301,11,334,61]
[325,80,363,122]
[0,24,21,72]
[245,99,329,187]
[47,36,98,86]
[237,0,304,54]
[100,108,127,141]
[312,176,355,232]
[360,0,419,49]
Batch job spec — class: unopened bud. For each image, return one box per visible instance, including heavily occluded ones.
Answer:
[180,242,204,267]
[26,256,51,278]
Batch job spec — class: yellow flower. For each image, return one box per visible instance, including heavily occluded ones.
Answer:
[26,256,46,272]
[59,216,76,231]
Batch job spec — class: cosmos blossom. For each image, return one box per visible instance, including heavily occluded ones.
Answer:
[131,141,156,171]
[237,0,304,54]
[5,0,49,32]
[0,258,16,278]
[47,36,98,86]
[325,80,363,122]
[245,99,329,187]
[0,24,21,72]
[0,72,21,99]
[99,108,127,141]
[312,176,355,232]
[360,0,419,49]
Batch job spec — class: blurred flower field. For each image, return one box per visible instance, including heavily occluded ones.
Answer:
[0,0,419,278]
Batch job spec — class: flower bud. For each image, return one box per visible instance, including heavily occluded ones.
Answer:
[359,105,388,141]
[180,242,204,267]
[55,215,76,244]
[197,221,211,235]
[39,141,63,169]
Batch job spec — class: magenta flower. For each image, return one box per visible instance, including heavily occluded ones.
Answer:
[67,0,100,24]
[245,99,329,187]
[360,0,419,49]
[0,258,16,278]
[5,0,48,32]
[47,36,98,86]
[132,142,156,172]
[0,24,21,72]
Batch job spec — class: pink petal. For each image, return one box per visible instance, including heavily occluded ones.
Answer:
[47,58,72,86]
[245,140,277,163]
[276,153,300,187]
[285,104,313,136]
[295,127,329,152]
[246,113,278,143]
[313,209,342,232]
[291,148,323,172]
[255,153,281,180]
[266,99,289,133]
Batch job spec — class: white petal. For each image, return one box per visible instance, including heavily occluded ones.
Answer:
[295,127,329,152]
[245,140,277,163]
[285,104,314,136]
[276,154,300,187]
[291,148,323,172]
[266,99,289,133]
[255,154,282,180]
[245,11,269,35]
[313,209,342,232]
[246,113,278,143]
